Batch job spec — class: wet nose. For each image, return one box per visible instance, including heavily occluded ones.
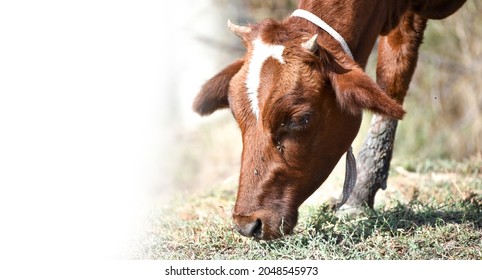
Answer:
[233,216,263,238]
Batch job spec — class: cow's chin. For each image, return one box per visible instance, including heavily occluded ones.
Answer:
[233,207,299,240]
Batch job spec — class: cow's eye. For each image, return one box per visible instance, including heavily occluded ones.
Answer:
[282,113,311,131]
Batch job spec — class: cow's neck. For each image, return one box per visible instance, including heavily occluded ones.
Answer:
[296,0,403,68]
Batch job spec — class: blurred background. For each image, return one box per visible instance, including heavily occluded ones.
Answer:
[165,0,482,197]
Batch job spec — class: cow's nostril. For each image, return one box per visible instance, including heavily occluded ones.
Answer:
[238,219,262,238]
[251,219,262,238]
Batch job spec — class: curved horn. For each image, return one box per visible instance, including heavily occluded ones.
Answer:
[227,19,251,39]
[302,34,319,53]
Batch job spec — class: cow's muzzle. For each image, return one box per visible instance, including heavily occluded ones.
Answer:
[232,209,297,240]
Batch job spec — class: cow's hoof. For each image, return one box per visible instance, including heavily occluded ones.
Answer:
[335,204,366,218]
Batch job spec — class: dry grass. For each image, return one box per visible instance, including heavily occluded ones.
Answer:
[131,157,481,260]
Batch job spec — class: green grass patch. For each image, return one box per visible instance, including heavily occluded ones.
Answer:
[132,158,482,260]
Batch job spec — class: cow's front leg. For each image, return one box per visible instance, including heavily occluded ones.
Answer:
[343,115,398,210]
[340,12,428,212]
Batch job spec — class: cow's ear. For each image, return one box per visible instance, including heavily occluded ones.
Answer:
[328,64,405,120]
[193,59,244,116]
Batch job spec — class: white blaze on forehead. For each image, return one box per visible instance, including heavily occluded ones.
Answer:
[246,38,285,119]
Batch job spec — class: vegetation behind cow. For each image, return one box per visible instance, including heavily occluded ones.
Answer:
[168,0,481,192]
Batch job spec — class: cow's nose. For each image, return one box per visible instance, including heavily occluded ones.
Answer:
[233,216,263,238]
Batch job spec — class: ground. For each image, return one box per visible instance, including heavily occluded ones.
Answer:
[130,156,481,260]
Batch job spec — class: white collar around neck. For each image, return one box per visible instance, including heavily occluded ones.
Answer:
[291,9,353,59]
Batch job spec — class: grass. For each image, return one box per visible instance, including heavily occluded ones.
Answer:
[131,157,482,260]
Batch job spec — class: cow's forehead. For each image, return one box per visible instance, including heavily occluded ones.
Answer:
[245,37,286,120]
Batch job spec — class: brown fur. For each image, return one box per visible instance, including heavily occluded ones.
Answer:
[193,0,466,240]
[193,59,244,115]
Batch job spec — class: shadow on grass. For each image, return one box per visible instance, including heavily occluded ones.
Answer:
[309,197,482,245]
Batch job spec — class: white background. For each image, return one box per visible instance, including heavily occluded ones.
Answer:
[1,0,174,260]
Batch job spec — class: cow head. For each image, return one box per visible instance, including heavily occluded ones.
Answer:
[193,19,404,240]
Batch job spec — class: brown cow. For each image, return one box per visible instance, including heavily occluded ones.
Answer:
[193,0,466,240]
